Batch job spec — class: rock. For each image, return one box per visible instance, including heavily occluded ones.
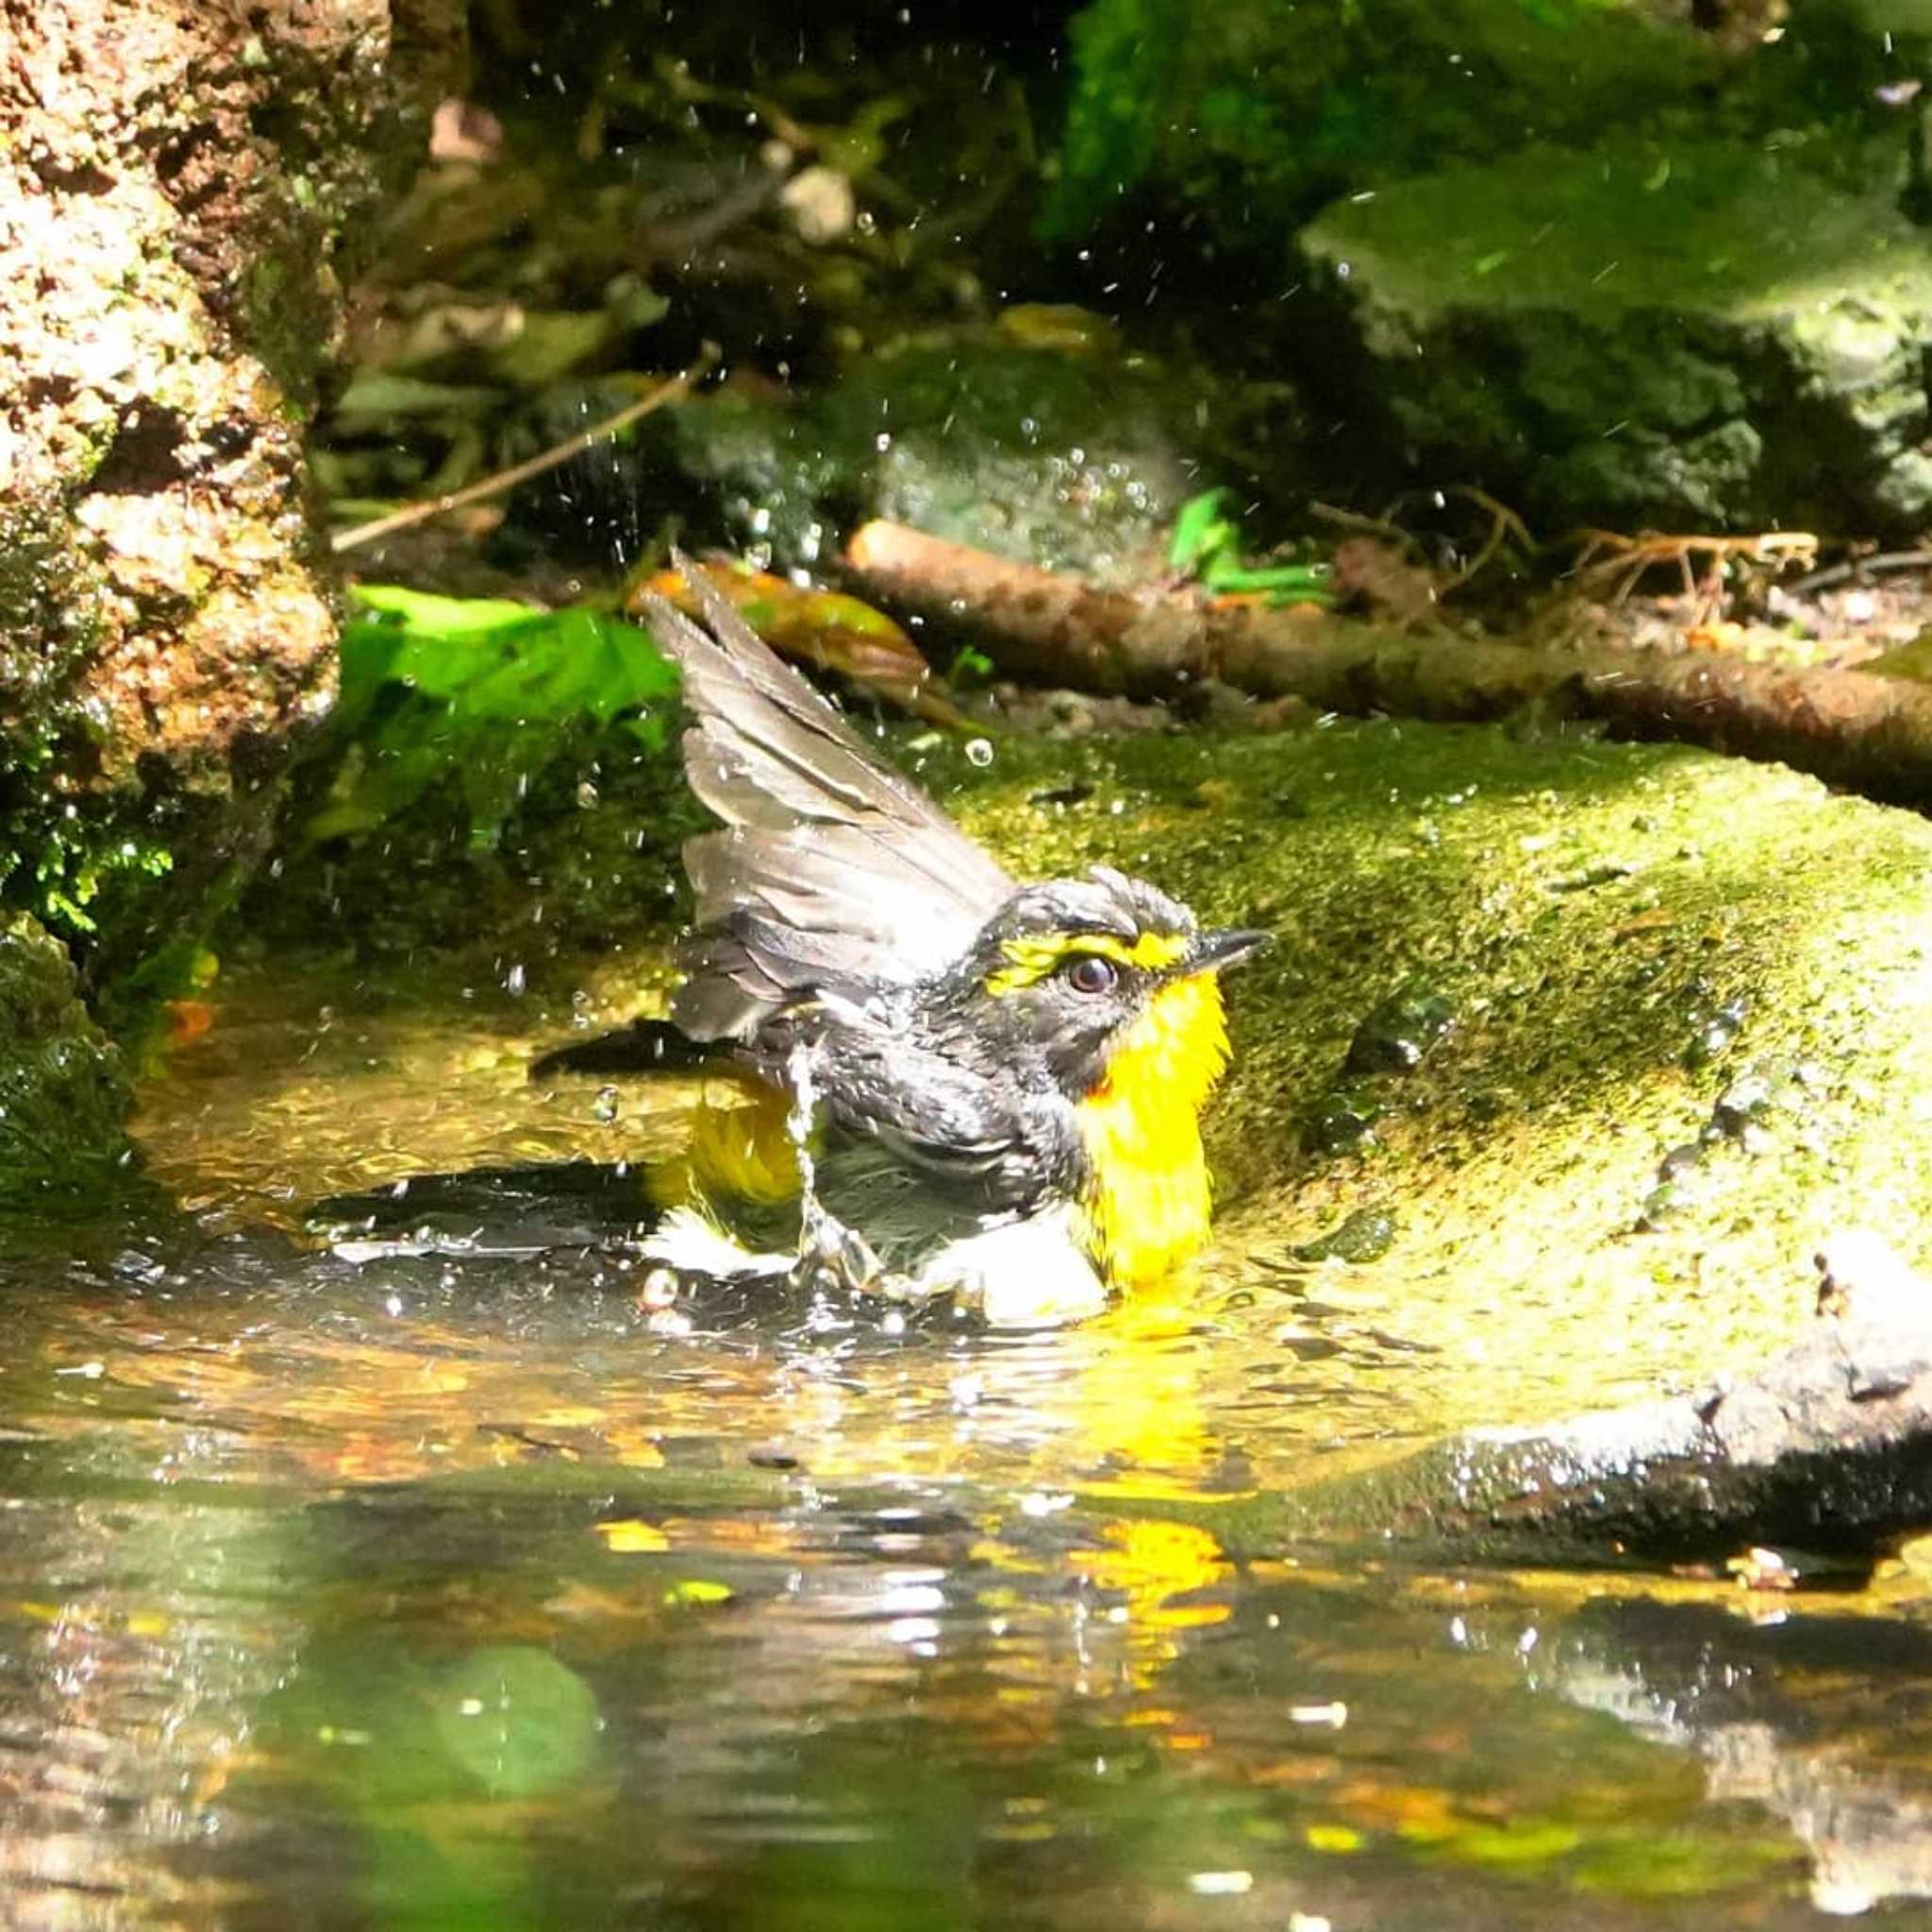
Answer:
[920,714,1932,1448]
[0,0,466,996]
[137,691,1932,1530]
[827,339,1269,586]
[0,912,133,1202]
[1045,0,1718,245]
[558,331,1293,588]
[1299,141,1932,531]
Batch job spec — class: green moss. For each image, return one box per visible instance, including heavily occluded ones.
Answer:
[0,492,177,972]
[1043,0,1186,238]
[238,243,338,407]
[1045,0,1717,242]
[1303,142,1932,325]
[910,718,1932,1436]
[1301,140,1932,527]
[237,712,699,979]
[0,909,133,1199]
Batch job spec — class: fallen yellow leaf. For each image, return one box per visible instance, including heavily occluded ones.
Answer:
[1307,1824,1364,1854]
[663,1579,734,1607]
[595,1520,669,1553]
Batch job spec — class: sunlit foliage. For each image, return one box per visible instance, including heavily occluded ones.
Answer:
[306,587,678,847]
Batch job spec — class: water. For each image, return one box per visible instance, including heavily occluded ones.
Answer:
[2,960,1928,1927]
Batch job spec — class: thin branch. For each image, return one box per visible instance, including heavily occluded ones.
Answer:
[328,341,720,556]
[1441,485,1536,587]
[1308,499,1410,544]
[1786,548,1932,597]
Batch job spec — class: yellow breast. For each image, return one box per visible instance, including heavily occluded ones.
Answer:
[1074,971,1231,1291]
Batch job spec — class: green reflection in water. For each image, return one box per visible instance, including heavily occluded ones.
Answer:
[249,1637,604,1931]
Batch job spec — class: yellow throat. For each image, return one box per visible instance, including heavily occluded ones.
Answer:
[1074,970,1231,1291]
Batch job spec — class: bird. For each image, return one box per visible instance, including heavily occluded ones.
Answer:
[531,554,1267,1324]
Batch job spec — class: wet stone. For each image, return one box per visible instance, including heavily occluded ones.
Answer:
[1550,858,1641,893]
[1344,988,1457,1076]
[1683,995,1748,1072]
[1292,1207,1398,1265]
[1712,1070,1780,1141]
[1304,1090,1381,1155]
[1657,1142,1707,1184]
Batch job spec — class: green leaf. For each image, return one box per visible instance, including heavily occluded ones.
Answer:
[1167,493,1336,608]
[1167,488,1239,576]
[348,585,553,635]
[307,588,679,848]
[1201,559,1335,605]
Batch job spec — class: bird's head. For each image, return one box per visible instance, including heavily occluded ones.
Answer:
[941,865,1269,1111]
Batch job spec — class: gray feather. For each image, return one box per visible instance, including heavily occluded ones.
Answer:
[642,554,1012,1040]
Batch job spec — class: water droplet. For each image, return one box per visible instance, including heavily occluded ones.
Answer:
[964,738,994,768]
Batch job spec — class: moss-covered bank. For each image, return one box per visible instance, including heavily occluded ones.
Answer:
[922,716,1932,1430]
[1300,140,1932,529]
[0,912,133,1201]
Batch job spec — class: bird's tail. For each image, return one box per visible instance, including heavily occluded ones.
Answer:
[527,1017,720,1082]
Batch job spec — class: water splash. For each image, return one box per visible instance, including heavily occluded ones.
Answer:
[782,1036,883,1293]
[785,1037,833,1274]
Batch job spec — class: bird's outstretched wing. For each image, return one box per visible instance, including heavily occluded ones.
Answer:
[641,555,1014,1041]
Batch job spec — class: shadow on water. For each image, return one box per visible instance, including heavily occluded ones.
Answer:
[3,963,1931,1926]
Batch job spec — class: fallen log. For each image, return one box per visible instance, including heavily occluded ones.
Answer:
[843,520,1932,808]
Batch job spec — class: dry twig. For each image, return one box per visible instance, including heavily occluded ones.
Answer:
[1315,485,1536,591]
[329,343,719,556]
[1566,527,1819,623]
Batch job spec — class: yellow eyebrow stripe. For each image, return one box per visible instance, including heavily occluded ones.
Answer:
[984,929,1191,997]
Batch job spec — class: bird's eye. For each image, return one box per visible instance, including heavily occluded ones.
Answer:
[1063,954,1118,995]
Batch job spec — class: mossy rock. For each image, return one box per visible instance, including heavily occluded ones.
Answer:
[234,717,699,977]
[159,702,1932,1453]
[1045,0,1718,246]
[825,339,1214,585]
[919,719,1932,1440]
[0,910,133,1201]
[1299,140,1932,529]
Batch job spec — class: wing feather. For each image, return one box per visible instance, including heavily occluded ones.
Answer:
[642,556,1012,1040]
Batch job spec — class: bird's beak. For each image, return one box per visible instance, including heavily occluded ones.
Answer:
[1190,927,1272,974]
